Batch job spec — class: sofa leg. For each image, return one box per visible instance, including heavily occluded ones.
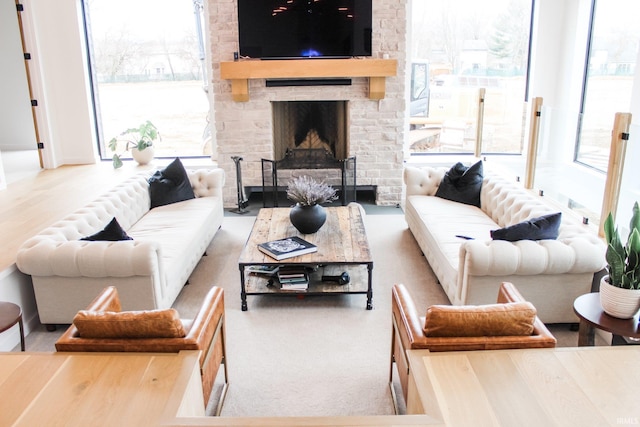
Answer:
[45,324,57,332]
[569,323,579,332]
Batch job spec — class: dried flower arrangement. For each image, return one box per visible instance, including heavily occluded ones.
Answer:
[286,175,338,206]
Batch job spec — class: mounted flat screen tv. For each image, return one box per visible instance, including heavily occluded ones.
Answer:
[237,0,372,59]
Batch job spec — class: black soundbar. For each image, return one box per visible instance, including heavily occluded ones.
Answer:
[266,78,352,87]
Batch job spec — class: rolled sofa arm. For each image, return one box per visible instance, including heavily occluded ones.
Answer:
[16,239,161,278]
[189,168,225,198]
[403,166,446,197]
[459,235,606,277]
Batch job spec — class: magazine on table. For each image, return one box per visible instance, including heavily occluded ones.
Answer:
[257,236,317,260]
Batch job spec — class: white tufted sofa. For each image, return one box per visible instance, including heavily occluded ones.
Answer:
[403,165,606,323]
[16,168,225,326]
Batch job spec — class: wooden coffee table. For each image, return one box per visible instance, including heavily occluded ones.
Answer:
[573,292,640,346]
[238,205,373,311]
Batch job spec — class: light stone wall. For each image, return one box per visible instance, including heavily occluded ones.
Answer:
[207,0,408,207]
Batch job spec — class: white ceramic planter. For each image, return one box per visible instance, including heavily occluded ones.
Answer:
[131,146,154,165]
[599,277,640,319]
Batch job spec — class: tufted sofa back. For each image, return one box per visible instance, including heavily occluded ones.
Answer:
[29,174,151,244]
[404,165,572,229]
[480,174,557,228]
[23,168,225,244]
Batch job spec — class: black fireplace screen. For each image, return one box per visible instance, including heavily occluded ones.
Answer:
[261,149,356,207]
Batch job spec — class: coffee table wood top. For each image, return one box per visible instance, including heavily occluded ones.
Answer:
[239,205,372,265]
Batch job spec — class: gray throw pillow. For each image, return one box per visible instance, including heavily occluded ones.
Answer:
[435,160,483,207]
[148,157,195,208]
[491,212,562,241]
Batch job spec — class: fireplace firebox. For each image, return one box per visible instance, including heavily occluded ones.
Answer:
[261,100,356,207]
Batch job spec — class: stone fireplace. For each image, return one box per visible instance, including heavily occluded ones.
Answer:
[206,0,408,208]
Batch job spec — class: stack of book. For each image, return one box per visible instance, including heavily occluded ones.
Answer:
[277,266,309,291]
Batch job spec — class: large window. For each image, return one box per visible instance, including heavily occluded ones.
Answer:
[83,0,210,161]
[408,0,533,155]
[575,0,640,172]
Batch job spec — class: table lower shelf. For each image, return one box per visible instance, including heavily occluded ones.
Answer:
[240,264,372,310]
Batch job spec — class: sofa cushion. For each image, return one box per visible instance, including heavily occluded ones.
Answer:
[490,212,562,241]
[73,308,186,338]
[80,217,133,241]
[423,302,537,337]
[435,161,483,207]
[148,157,195,208]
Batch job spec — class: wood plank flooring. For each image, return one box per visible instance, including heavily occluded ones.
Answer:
[0,162,156,272]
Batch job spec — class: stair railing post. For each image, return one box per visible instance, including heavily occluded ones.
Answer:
[599,112,632,237]
[524,97,543,189]
[474,88,486,157]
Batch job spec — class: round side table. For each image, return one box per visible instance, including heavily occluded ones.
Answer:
[0,302,25,351]
[573,293,640,346]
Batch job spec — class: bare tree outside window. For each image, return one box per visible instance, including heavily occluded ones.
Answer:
[84,0,210,161]
[576,0,640,172]
[408,0,532,155]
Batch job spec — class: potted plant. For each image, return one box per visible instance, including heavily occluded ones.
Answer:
[108,120,160,169]
[601,201,640,318]
[286,175,338,234]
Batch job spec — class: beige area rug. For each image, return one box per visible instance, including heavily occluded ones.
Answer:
[174,213,449,417]
[22,213,579,417]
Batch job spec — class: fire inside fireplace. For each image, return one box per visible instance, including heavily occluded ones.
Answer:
[272,100,348,161]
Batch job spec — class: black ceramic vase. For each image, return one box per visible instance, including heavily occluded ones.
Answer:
[289,203,327,234]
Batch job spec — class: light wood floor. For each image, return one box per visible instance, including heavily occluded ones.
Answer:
[0,161,157,272]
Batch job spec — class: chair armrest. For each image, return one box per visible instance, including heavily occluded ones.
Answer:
[55,286,122,348]
[391,284,426,350]
[498,281,557,347]
[497,281,525,304]
[186,287,225,405]
[84,286,122,312]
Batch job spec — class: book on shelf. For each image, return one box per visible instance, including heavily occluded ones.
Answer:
[257,236,317,260]
[280,278,309,290]
[281,283,308,291]
[277,266,309,290]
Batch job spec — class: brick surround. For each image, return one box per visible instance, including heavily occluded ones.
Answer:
[206,0,408,207]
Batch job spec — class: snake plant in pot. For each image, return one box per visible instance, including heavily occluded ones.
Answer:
[601,201,640,318]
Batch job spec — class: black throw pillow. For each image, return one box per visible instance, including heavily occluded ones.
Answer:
[81,217,133,241]
[491,212,562,242]
[148,157,195,208]
[435,160,483,207]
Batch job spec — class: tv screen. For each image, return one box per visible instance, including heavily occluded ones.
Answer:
[238,0,372,59]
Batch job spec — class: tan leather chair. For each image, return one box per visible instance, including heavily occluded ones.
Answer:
[55,286,228,415]
[389,282,556,413]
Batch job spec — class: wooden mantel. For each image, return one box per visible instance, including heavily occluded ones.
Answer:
[220,58,397,102]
